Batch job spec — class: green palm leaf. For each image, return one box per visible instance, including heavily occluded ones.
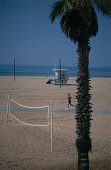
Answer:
[94,0,111,16]
[49,0,72,23]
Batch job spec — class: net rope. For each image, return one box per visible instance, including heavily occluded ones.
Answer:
[11,99,49,109]
[8,98,50,127]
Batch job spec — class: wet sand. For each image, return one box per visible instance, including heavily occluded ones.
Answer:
[0,76,111,169]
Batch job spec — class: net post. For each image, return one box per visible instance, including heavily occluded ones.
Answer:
[6,95,10,123]
[48,105,50,126]
[50,101,53,152]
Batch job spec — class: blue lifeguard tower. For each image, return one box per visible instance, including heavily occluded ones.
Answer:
[46,68,69,84]
[52,69,69,84]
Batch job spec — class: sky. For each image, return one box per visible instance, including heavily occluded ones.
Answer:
[0,0,111,67]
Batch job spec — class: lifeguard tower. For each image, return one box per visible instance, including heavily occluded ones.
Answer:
[51,68,69,84]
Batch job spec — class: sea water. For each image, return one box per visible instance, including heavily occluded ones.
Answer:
[0,64,111,77]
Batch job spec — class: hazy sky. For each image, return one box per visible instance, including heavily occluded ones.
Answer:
[0,0,111,67]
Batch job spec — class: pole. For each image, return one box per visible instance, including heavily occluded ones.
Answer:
[14,58,15,82]
[54,62,56,82]
[59,59,61,88]
[6,95,10,123]
[50,101,53,152]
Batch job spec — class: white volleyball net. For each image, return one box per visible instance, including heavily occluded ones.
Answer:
[7,99,50,126]
[6,96,53,151]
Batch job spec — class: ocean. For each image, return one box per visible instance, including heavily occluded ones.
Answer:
[0,64,111,77]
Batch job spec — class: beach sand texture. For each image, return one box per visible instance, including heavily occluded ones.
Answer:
[0,76,111,169]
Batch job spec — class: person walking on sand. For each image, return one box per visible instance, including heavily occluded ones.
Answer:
[66,93,74,110]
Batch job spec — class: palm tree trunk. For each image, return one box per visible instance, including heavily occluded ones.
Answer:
[75,39,92,170]
[78,152,89,170]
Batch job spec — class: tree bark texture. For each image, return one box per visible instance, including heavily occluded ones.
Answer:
[75,40,92,170]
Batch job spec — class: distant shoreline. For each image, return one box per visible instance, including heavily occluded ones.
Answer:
[0,75,111,78]
[0,64,111,77]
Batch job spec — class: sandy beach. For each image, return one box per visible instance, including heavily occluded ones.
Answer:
[0,76,111,170]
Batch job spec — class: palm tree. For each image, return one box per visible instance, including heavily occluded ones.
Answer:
[49,0,111,169]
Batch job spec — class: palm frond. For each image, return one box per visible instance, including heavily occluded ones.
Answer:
[49,0,72,23]
[94,0,111,17]
[60,5,98,43]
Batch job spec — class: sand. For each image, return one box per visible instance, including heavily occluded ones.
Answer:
[0,76,111,170]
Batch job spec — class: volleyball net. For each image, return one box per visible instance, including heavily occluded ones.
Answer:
[6,95,53,151]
